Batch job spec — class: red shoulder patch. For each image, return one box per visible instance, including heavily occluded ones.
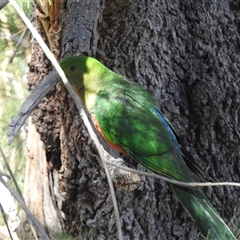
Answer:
[91,114,127,155]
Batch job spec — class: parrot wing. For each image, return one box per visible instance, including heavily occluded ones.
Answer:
[93,81,236,239]
[93,80,199,183]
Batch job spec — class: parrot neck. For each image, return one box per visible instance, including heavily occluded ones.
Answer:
[81,87,98,111]
[82,67,114,111]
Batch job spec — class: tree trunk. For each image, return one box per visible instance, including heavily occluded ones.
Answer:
[19,0,240,239]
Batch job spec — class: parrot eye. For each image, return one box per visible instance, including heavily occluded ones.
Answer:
[70,65,77,72]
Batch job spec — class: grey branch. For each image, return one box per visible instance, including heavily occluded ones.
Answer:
[0,0,8,10]
[7,70,59,144]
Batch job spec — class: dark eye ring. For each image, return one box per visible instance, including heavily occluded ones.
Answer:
[70,65,77,72]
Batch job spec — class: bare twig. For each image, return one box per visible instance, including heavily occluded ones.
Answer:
[8,1,123,239]
[78,108,123,240]
[0,174,50,240]
[0,169,10,179]
[0,202,14,240]
[103,159,240,188]
[0,145,23,199]
[0,145,45,240]
[9,15,34,63]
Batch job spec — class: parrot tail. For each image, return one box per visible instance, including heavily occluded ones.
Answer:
[170,184,236,239]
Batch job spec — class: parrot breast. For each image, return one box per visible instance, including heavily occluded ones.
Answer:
[91,113,127,155]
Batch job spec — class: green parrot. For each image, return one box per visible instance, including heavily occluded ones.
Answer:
[60,55,236,239]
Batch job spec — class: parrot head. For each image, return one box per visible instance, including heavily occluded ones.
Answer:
[60,55,111,110]
[60,55,89,92]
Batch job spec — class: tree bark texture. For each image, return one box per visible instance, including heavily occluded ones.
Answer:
[17,118,63,240]
[23,0,240,239]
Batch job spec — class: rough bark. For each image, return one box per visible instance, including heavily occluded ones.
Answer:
[22,0,240,239]
[17,118,63,240]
